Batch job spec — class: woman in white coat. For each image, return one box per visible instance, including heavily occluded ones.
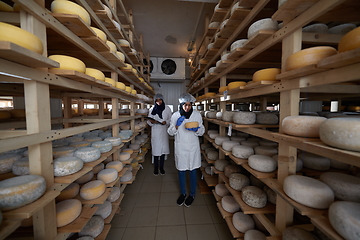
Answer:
[147,93,172,175]
[167,93,205,207]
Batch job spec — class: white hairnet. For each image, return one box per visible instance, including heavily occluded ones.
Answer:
[178,93,196,103]
[154,93,164,100]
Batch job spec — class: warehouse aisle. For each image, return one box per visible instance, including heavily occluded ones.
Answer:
[106,139,233,240]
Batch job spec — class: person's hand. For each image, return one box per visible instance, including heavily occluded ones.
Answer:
[176,116,186,126]
[150,119,157,124]
[161,121,166,125]
[186,127,200,132]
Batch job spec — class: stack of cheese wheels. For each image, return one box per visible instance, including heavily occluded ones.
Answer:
[215,183,230,197]
[248,155,277,172]
[0,175,46,211]
[107,187,121,202]
[252,68,281,82]
[94,201,112,219]
[0,22,44,54]
[319,118,360,152]
[184,121,199,129]
[284,175,334,209]
[90,27,106,42]
[56,199,82,227]
[49,55,86,73]
[338,26,360,52]
[53,156,84,177]
[232,212,255,233]
[329,201,360,240]
[97,169,118,184]
[232,145,254,159]
[247,18,278,39]
[256,112,279,125]
[78,216,104,238]
[244,230,266,240]
[74,147,101,163]
[224,164,242,178]
[282,115,327,138]
[298,152,330,170]
[12,157,29,175]
[0,153,22,174]
[283,227,318,240]
[227,81,246,90]
[56,182,80,202]
[221,195,240,213]
[91,141,112,153]
[233,111,256,125]
[75,171,94,184]
[229,173,249,191]
[241,186,267,208]
[51,0,91,25]
[85,68,105,81]
[284,46,337,71]
[80,180,106,200]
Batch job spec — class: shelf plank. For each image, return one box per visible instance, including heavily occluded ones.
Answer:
[105,176,120,188]
[302,32,343,45]
[2,190,60,219]
[202,171,218,187]
[213,37,228,48]
[210,9,228,23]
[212,189,222,202]
[311,216,344,240]
[242,163,277,179]
[227,47,251,60]
[276,64,327,80]
[243,30,276,49]
[0,41,59,68]
[224,215,245,239]
[104,204,118,224]
[57,205,98,233]
[216,202,233,219]
[94,223,111,240]
[253,213,281,236]
[272,0,320,21]
[317,47,360,69]
[55,165,93,184]
[84,147,119,168]
[75,187,112,205]
[51,13,94,37]
[0,220,22,240]
[245,80,279,89]
[81,36,110,51]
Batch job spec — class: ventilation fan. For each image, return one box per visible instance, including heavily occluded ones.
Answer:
[143,58,154,74]
[149,57,185,79]
[161,59,177,75]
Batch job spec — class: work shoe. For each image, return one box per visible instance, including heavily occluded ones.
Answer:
[184,195,195,207]
[153,168,159,176]
[160,168,165,175]
[177,194,186,206]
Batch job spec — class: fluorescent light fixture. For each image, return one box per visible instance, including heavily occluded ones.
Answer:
[0,71,32,80]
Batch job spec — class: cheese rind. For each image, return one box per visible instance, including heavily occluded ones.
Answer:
[53,156,84,177]
[232,212,255,233]
[241,186,267,208]
[338,26,360,53]
[106,161,123,172]
[80,180,106,200]
[56,199,82,227]
[282,116,327,138]
[248,18,278,39]
[107,187,121,202]
[56,182,80,202]
[51,0,91,25]
[74,147,101,163]
[12,157,29,176]
[221,195,240,213]
[185,122,199,129]
[78,216,104,238]
[85,68,105,81]
[48,55,86,73]
[248,155,277,173]
[252,68,281,82]
[90,27,106,42]
[94,201,112,219]
[97,169,118,184]
[0,153,22,174]
[229,173,249,191]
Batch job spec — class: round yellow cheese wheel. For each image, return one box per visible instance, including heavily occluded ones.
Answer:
[56,182,80,202]
[121,63,132,70]
[253,68,281,82]
[56,199,82,227]
[90,27,106,42]
[51,0,91,25]
[85,68,105,81]
[139,77,145,82]
[219,86,228,93]
[9,109,26,118]
[80,180,106,200]
[227,81,246,90]
[119,152,131,162]
[116,51,125,62]
[122,148,133,154]
[49,55,86,73]
[0,22,43,54]
[12,3,21,12]
[116,81,126,90]
[106,161,123,172]
[338,26,360,53]
[104,77,115,86]
[117,39,130,47]
[204,92,216,98]
[0,2,13,11]
[106,41,116,52]
[131,89,137,95]
[285,46,337,71]
[0,111,11,119]
[185,122,199,128]
[125,86,132,93]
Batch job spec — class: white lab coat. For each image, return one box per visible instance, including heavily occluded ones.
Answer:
[167,110,205,171]
[147,106,172,157]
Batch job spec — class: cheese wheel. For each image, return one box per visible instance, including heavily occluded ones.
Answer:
[104,77,116,87]
[120,170,133,182]
[80,180,106,200]
[205,148,216,155]
[53,146,76,159]
[232,145,254,159]
[338,26,360,52]
[254,146,278,157]
[106,41,117,53]
[216,112,223,120]
[90,27,106,42]
[204,165,213,175]
[214,159,229,171]
[53,156,84,177]
[229,173,249,191]
[49,55,86,73]
[116,81,126,90]
[51,0,91,25]
[0,175,46,211]
[218,86,228,93]
[93,163,104,174]
[227,81,246,90]
[12,157,29,175]
[259,140,278,148]
[244,229,266,240]
[222,140,240,151]
[0,22,43,54]
[248,18,278,39]
[185,121,199,129]
[85,68,105,81]
[224,164,242,178]
[115,51,125,62]
[0,111,11,119]
[232,212,255,233]
[104,137,121,146]
[253,68,281,82]
[328,23,357,35]
[83,131,99,138]
[215,183,230,197]
[233,111,256,125]
[248,155,277,172]
[285,46,337,71]
[107,187,121,202]
[0,2,13,11]
[129,144,140,150]
[209,21,220,28]
[320,172,360,202]
[56,199,82,227]
[240,141,259,149]
[97,168,118,184]
[78,216,104,238]
[74,147,101,163]
[329,201,360,240]
[222,111,235,122]
[221,195,240,213]
[56,182,80,202]
[256,113,279,125]
[117,39,130,47]
[122,148,133,154]
[230,39,248,51]
[0,153,22,174]
[215,136,230,145]
[282,116,327,138]
[298,152,330,170]
[204,92,216,98]
[241,186,267,208]
[284,175,334,209]
[94,200,112,219]
[125,86,132,93]
[119,152,131,162]
[319,118,360,152]
[302,23,328,33]
[205,111,217,119]
[283,227,318,240]
[75,171,94,184]
[84,137,102,143]
[69,141,91,149]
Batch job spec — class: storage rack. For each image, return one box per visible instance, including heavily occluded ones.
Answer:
[191,0,360,239]
[0,0,152,239]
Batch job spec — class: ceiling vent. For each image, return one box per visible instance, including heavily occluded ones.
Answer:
[149,57,186,79]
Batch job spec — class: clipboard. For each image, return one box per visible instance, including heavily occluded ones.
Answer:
[144,116,165,125]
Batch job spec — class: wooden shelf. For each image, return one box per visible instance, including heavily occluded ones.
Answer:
[311,216,345,240]
[75,187,113,205]
[272,0,320,21]
[94,223,111,240]
[57,205,98,233]
[0,219,22,240]
[51,13,94,37]
[242,163,277,179]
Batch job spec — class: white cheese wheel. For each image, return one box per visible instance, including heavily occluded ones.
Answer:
[107,187,121,202]
[283,175,334,209]
[0,153,22,174]
[209,22,220,28]
[254,146,278,157]
[83,132,99,138]
[205,166,213,175]
[319,118,360,152]
[215,112,223,120]
[120,170,133,182]
[85,68,105,81]
[205,111,217,119]
[53,156,84,177]
[207,151,219,160]
[222,140,240,151]
[302,23,328,33]
[338,26,360,53]
[56,199,82,227]
[264,185,276,205]
[244,229,266,240]
[99,132,112,140]
[230,39,248,51]
[248,155,277,173]
[0,175,46,211]
[201,143,212,151]
[283,227,318,240]
[78,216,104,238]
[240,141,259,149]
[224,164,242,178]
[205,148,216,154]
[248,18,278,39]
[12,157,29,175]
[53,146,76,159]
[214,159,229,171]
[256,113,279,125]
[282,116,327,138]
[222,111,235,122]
[104,137,122,146]
[80,180,106,200]
[229,173,249,191]
[214,136,230,145]
[328,23,357,34]
[215,183,230,197]
[129,143,140,150]
[232,145,254,159]
[90,27,106,42]
[253,68,281,82]
[106,161,123,172]
[119,152,131,162]
[232,212,255,233]
[97,169,118,184]
[320,172,360,202]
[74,147,101,163]
[69,141,91,149]
[209,133,219,139]
[221,195,240,213]
[77,237,94,240]
[49,55,86,73]
[75,171,94,184]
[51,0,90,25]
[241,186,267,208]
[233,112,256,125]
[330,158,350,170]
[231,137,246,143]
[298,152,330,170]
[329,201,360,240]
[56,182,80,202]
[94,201,112,219]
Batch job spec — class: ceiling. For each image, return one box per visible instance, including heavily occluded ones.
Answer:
[121,0,217,60]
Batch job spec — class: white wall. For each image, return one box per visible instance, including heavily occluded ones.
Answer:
[151,81,188,112]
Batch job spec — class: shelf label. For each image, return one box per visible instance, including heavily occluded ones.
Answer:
[223,90,228,100]
[228,123,232,136]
